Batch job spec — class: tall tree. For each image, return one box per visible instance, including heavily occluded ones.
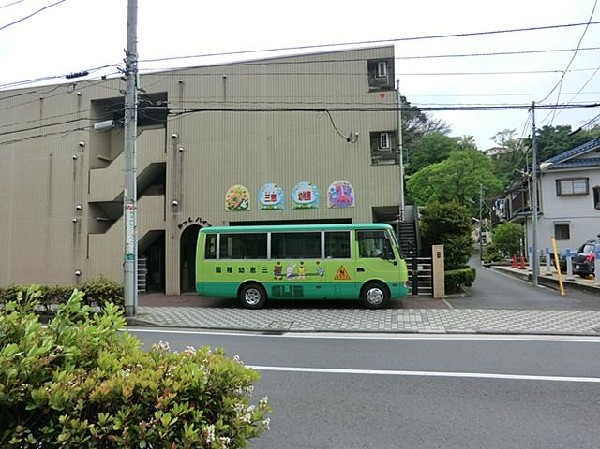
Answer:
[406,148,503,216]
[406,131,457,175]
[400,95,450,169]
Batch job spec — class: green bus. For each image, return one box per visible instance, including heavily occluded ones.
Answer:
[196,223,409,309]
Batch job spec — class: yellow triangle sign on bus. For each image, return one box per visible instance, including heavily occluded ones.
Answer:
[334,265,351,280]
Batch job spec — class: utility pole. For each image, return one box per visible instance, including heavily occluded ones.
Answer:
[396,80,405,228]
[124,0,139,316]
[479,183,484,263]
[530,102,539,287]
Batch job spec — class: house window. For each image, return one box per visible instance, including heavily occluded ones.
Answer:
[367,58,394,91]
[379,132,390,150]
[556,178,589,196]
[593,186,600,210]
[554,223,570,240]
[377,61,388,78]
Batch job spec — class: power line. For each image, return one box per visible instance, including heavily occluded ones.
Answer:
[137,21,600,65]
[0,0,67,31]
[538,0,598,106]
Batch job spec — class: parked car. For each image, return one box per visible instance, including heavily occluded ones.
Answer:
[572,236,600,278]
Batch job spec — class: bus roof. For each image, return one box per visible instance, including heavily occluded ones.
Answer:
[199,223,394,234]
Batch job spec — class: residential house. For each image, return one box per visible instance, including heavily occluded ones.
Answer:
[493,137,600,258]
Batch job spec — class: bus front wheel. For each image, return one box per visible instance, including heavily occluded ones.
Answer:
[239,283,267,310]
[361,282,389,309]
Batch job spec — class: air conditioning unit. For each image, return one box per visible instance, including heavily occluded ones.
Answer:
[379,132,391,152]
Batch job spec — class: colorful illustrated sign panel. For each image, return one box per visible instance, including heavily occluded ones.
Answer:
[258,183,284,210]
[292,181,319,209]
[225,184,249,211]
[327,180,355,208]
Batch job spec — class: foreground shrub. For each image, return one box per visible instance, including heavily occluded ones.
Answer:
[445,267,476,294]
[0,287,270,448]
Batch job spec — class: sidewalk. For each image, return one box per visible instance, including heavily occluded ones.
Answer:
[492,263,600,295]
[129,275,600,336]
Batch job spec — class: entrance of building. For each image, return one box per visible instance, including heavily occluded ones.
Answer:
[180,224,202,293]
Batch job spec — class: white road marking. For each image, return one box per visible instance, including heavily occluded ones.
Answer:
[248,365,600,383]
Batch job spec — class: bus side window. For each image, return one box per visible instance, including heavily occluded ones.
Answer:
[357,230,387,258]
[325,231,351,258]
[204,234,217,259]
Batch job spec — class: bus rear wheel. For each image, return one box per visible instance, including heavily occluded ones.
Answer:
[361,282,389,309]
[239,283,267,310]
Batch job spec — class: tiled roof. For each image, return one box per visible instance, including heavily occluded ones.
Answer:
[544,136,600,168]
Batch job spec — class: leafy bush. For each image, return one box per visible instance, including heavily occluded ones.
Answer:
[483,242,503,264]
[0,287,270,448]
[420,201,473,270]
[491,222,523,258]
[0,276,124,312]
[80,275,125,309]
[445,267,476,294]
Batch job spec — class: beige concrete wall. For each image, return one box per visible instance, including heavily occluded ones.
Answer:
[0,46,402,294]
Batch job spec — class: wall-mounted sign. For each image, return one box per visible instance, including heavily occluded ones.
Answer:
[292,181,319,209]
[259,183,284,210]
[225,184,249,211]
[327,180,354,208]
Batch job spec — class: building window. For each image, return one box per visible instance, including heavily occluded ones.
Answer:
[593,186,600,210]
[379,132,390,150]
[554,223,570,240]
[367,58,394,91]
[377,61,388,78]
[369,131,397,165]
[556,178,589,196]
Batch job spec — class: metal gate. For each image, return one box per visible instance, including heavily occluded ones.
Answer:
[407,256,433,296]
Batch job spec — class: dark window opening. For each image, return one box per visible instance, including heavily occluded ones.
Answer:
[218,233,267,259]
[369,131,398,165]
[367,58,394,91]
[324,231,351,258]
[554,223,570,240]
[271,232,321,259]
[593,186,600,210]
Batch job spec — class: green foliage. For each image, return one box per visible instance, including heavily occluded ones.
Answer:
[406,149,503,217]
[405,131,456,175]
[80,275,125,309]
[444,267,476,294]
[492,222,523,258]
[483,242,503,263]
[0,289,270,448]
[0,276,124,312]
[419,201,473,270]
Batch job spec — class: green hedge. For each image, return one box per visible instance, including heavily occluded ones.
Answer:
[0,287,270,448]
[0,275,124,312]
[445,267,476,294]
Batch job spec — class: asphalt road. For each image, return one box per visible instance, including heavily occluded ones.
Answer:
[131,328,600,449]
[446,260,600,311]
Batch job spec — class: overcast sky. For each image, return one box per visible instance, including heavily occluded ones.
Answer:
[1,0,599,151]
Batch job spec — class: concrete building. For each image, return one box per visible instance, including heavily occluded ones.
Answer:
[0,46,407,295]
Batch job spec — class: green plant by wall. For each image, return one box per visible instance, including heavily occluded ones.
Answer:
[444,267,476,294]
[0,287,270,448]
[0,276,124,311]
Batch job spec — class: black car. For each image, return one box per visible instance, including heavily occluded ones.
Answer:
[572,236,600,278]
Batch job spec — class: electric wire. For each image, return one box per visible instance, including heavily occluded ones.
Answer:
[0,0,66,30]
